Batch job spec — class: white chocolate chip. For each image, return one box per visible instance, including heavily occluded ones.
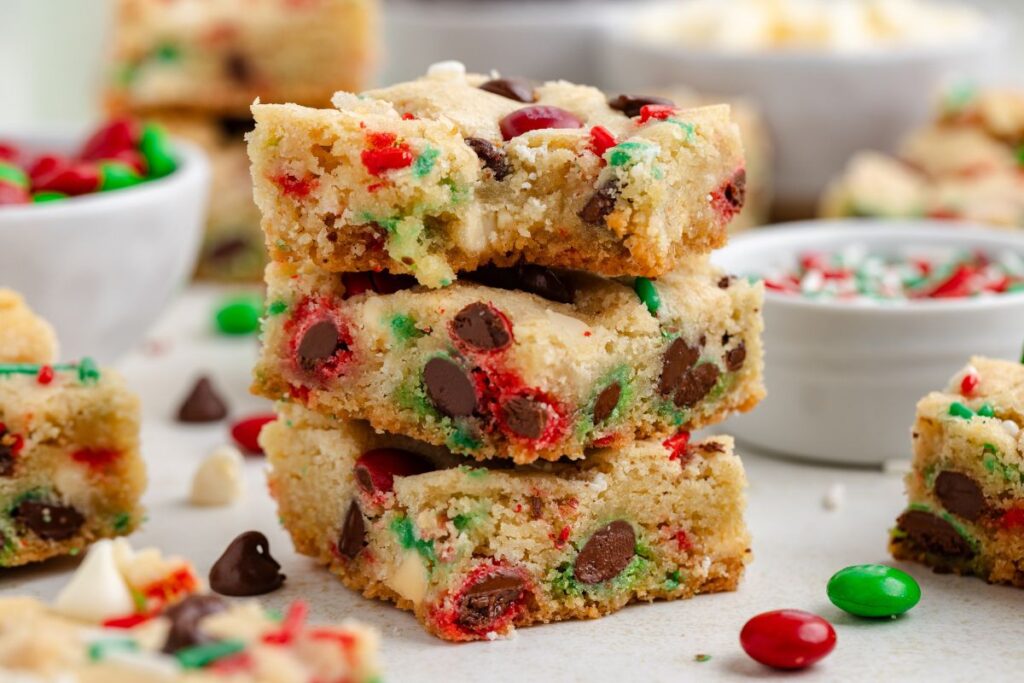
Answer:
[426,60,466,81]
[387,551,429,606]
[1002,420,1020,438]
[53,540,134,623]
[190,445,245,507]
[822,483,845,511]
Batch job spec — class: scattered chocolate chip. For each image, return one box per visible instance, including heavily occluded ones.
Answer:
[338,500,366,559]
[161,594,227,654]
[456,569,527,631]
[674,363,721,408]
[608,94,675,118]
[176,376,229,423]
[209,531,286,596]
[574,520,636,584]
[479,78,535,103]
[578,179,620,226]
[502,396,548,440]
[717,276,733,289]
[465,137,511,180]
[298,320,345,370]
[423,358,478,418]
[897,510,973,557]
[724,343,747,372]
[15,500,84,541]
[527,496,544,519]
[593,383,622,424]
[224,52,252,84]
[463,264,575,304]
[723,169,747,211]
[658,338,701,395]
[935,471,985,521]
[452,303,511,351]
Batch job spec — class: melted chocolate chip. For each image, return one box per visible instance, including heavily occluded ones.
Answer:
[209,531,286,596]
[463,264,575,304]
[502,396,548,440]
[592,383,622,425]
[574,520,636,584]
[674,363,721,408]
[452,303,511,351]
[298,321,345,370]
[608,94,675,118]
[176,376,229,423]
[479,78,536,103]
[658,338,701,396]
[15,500,84,540]
[161,594,227,654]
[456,569,527,631]
[934,471,985,521]
[724,343,747,372]
[465,137,511,180]
[717,276,733,289]
[338,500,366,559]
[578,179,620,225]
[897,510,973,557]
[724,169,747,210]
[423,358,478,418]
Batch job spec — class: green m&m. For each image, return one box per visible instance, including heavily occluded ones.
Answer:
[215,296,262,335]
[827,564,921,618]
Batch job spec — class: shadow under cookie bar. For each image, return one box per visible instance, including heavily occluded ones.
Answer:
[0,361,145,567]
[253,258,764,465]
[262,407,751,642]
[890,357,1024,586]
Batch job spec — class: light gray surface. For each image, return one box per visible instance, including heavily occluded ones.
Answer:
[2,286,1023,682]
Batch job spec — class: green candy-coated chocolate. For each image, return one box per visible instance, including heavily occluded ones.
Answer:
[175,639,245,669]
[139,124,177,179]
[0,162,28,189]
[215,296,262,335]
[99,161,143,191]
[32,191,67,203]
[827,564,921,618]
[634,277,660,315]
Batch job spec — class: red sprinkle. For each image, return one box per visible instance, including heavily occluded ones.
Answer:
[960,371,980,397]
[554,525,571,547]
[231,414,277,455]
[262,601,309,645]
[361,131,414,176]
[273,173,316,198]
[638,104,676,124]
[674,529,693,551]
[999,508,1024,530]
[740,609,836,670]
[36,365,54,385]
[102,612,155,629]
[209,652,254,674]
[70,448,120,468]
[663,431,691,461]
[588,125,617,159]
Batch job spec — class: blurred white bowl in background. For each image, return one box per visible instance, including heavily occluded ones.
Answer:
[713,219,1024,466]
[0,136,209,362]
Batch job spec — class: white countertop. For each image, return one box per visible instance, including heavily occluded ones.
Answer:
[3,285,1023,682]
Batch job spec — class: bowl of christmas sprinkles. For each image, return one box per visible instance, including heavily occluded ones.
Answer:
[0,121,209,361]
[713,219,1024,466]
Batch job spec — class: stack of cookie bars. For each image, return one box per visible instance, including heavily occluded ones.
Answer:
[248,62,766,641]
[107,0,376,280]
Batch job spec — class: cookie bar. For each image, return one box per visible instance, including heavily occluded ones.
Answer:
[0,360,144,567]
[263,409,751,642]
[0,289,58,364]
[248,64,748,287]
[890,357,1024,586]
[253,258,763,464]
[108,0,377,114]
[0,540,380,682]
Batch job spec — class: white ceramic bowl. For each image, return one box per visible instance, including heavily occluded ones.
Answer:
[713,219,1024,466]
[602,3,1001,211]
[0,135,209,362]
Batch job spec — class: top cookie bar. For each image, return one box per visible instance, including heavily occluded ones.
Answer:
[248,63,747,287]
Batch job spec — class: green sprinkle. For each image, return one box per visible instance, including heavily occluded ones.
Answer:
[112,512,132,533]
[634,277,660,315]
[68,547,80,556]
[154,42,181,62]
[948,401,974,420]
[977,403,995,418]
[1016,145,1024,168]
[413,146,439,178]
[389,314,424,343]
[267,300,288,316]
[215,296,262,335]
[131,589,147,613]
[139,123,177,179]
[607,141,654,168]
[32,191,67,203]
[0,162,28,189]
[99,161,143,191]
[695,654,712,663]
[666,119,695,140]
[664,569,682,591]
[175,640,246,669]
[88,638,138,662]
[452,513,474,531]
[389,515,435,563]
[77,358,100,384]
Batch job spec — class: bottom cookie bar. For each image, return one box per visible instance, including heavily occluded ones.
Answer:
[263,407,751,641]
[891,356,1024,586]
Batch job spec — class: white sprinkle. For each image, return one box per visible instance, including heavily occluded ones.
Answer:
[822,483,845,511]
[883,459,912,475]
[426,60,466,80]
[1003,420,1021,438]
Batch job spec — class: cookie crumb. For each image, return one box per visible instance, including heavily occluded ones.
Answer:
[695,653,712,663]
[822,483,845,511]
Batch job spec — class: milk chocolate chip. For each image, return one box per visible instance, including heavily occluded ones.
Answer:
[209,531,286,596]
[463,264,574,304]
[578,179,620,225]
[452,303,511,351]
[502,396,548,440]
[608,94,675,118]
[423,357,478,418]
[465,137,511,180]
[724,343,747,372]
[658,338,701,395]
[593,382,622,424]
[456,569,527,631]
[574,520,636,584]
[338,500,366,559]
[15,500,84,540]
[298,320,346,370]
[479,77,535,103]
[897,510,973,557]
[674,364,721,408]
[934,471,985,521]
[161,594,227,653]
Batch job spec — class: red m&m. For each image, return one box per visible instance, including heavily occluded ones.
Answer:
[740,609,836,670]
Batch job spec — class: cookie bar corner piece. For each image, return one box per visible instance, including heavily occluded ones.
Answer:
[890,356,1024,586]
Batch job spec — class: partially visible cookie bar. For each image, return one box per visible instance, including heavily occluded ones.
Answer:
[253,258,764,464]
[0,359,144,567]
[263,408,751,642]
[890,357,1024,586]
[0,289,58,364]
[248,64,747,287]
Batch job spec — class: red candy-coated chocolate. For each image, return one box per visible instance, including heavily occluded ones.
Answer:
[341,272,374,298]
[740,609,836,670]
[231,414,277,455]
[284,296,353,383]
[0,182,29,205]
[354,448,434,495]
[999,507,1024,530]
[499,106,583,141]
[81,119,140,161]
[960,372,980,396]
[33,161,100,195]
[0,143,18,163]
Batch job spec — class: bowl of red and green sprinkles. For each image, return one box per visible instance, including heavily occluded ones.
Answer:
[0,120,209,360]
[713,219,1024,466]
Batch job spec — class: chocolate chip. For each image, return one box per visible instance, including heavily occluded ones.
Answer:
[209,531,286,596]
[724,169,746,210]
[934,471,985,521]
[338,500,366,559]
[502,396,548,440]
[423,358,478,418]
[527,496,543,519]
[161,594,227,654]
[456,569,527,631]
[724,343,747,372]
[465,138,511,181]
[578,179,620,226]
[452,303,511,351]
[674,363,721,408]
[0,445,15,477]
[479,78,535,103]
[225,52,252,84]
[298,320,345,370]
[176,376,229,423]
[593,383,621,424]
[15,500,84,540]
[608,94,675,118]
[717,276,733,289]
[658,338,701,395]
[574,520,636,584]
[897,510,973,557]
[463,264,575,304]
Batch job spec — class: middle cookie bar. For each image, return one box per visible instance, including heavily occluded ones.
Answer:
[254,259,764,464]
